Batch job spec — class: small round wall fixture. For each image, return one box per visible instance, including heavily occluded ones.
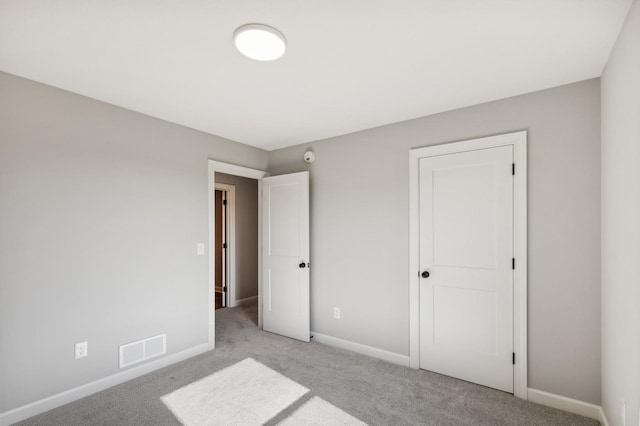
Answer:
[303,151,315,164]
[234,24,287,61]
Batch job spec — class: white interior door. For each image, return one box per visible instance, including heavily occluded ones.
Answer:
[262,171,310,342]
[419,146,514,393]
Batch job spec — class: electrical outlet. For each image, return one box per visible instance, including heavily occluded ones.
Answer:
[197,243,205,255]
[333,307,340,319]
[75,341,88,359]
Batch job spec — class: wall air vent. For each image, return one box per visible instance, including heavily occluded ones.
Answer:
[119,334,166,368]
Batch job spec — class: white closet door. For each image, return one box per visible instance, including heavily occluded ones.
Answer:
[419,146,514,393]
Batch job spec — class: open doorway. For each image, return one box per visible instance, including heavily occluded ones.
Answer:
[214,173,258,314]
[208,160,311,349]
[208,161,268,350]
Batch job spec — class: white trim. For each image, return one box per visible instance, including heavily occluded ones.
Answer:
[0,343,208,426]
[209,160,268,180]
[512,132,528,399]
[311,332,410,367]
[234,296,258,307]
[208,163,215,350]
[215,183,236,307]
[208,160,268,350]
[600,407,610,426]
[257,179,263,329]
[408,131,528,399]
[527,388,602,421]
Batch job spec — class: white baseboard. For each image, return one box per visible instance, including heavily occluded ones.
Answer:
[527,388,602,421]
[0,343,209,426]
[311,331,410,367]
[599,407,609,426]
[232,296,257,307]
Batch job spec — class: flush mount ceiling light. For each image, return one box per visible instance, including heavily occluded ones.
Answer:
[234,24,287,61]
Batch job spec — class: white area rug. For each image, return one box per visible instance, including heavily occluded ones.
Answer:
[161,358,308,425]
[278,397,367,426]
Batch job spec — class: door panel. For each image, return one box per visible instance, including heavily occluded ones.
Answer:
[262,172,310,342]
[433,163,497,269]
[268,183,301,257]
[433,285,497,354]
[267,265,299,313]
[419,146,513,393]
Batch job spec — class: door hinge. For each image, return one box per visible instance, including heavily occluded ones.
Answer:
[512,352,515,365]
[223,199,227,205]
[223,243,227,249]
[223,286,227,293]
[512,258,515,270]
[512,163,515,175]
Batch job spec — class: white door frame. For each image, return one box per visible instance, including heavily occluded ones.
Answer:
[208,160,268,350]
[214,183,235,308]
[408,131,528,399]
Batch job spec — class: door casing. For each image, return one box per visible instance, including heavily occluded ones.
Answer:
[408,131,528,399]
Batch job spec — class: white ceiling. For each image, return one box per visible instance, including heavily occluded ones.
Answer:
[0,1,632,151]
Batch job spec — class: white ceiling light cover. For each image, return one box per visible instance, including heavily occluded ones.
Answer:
[234,24,287,61]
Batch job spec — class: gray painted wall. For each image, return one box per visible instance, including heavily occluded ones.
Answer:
[0,68,604,413]
[268,79,602,404]
[215,172,258,302]
[0,71,268,412]
[601,1,640,425]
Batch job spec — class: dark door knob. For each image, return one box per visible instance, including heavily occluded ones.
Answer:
[299,262,307,268]
[421,271,430,278]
